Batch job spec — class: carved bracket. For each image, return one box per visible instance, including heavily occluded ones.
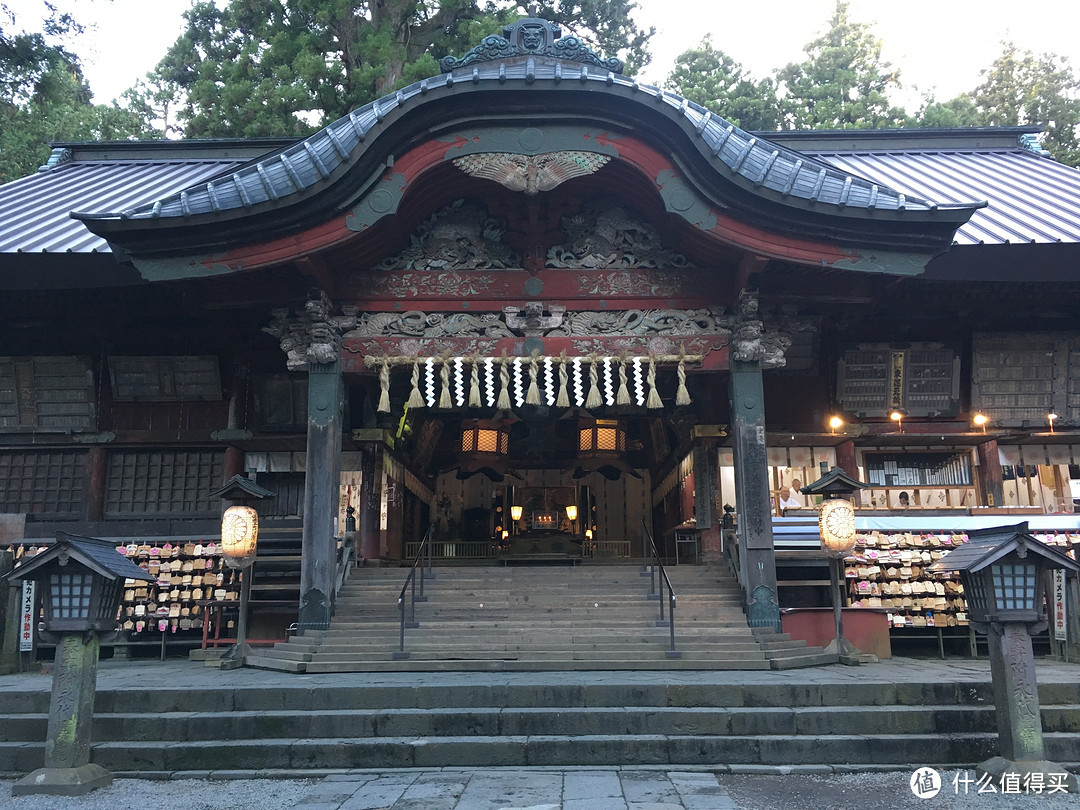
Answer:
[731,290,790,369]
[263,291,358,371]
[503,302,566,336]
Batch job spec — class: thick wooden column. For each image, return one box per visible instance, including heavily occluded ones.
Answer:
[358,439,382,562]
[693,443,721,559]
[83,446,107,523]
[976,439,1004,508]
[298,358,344,632]
[835,440,858,479]
[730,358,780,631]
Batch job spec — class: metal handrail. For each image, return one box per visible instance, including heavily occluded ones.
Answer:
[393,524,435,659]
[640,520,681,658]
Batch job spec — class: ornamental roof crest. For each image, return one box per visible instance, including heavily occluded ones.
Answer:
[439,17,623,74]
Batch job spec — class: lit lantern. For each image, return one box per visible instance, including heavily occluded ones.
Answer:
[510,505,523,522]
[819,499,857,557]
[801,468,868,664]
[565,505,578,522]
[889,410,904,432]
[221,505,259,567]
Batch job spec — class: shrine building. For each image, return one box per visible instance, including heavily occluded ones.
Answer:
[1,19,1078,667]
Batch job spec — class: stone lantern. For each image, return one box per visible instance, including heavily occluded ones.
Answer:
[930,522,1080,791]
[4,532,153,796]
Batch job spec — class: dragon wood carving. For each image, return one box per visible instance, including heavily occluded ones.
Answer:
[547,199,692,269]
[376,200,518,272]
[342,306,730,340]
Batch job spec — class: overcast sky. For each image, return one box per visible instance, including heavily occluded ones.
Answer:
[7,0,1080,109]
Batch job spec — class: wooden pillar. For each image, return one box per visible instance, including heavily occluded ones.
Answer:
[729,358,780,631]
[223,363,248,480]
[976,439,1004,508]
[84,446,107,523]
[223,447,245,481]
[358,441,381,562]
[693,443,721,559]
[835,440,858,479]
[298,358,343,632]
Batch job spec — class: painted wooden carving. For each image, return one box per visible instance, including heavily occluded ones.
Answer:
[453,151,610,195]
[547,201,692,269]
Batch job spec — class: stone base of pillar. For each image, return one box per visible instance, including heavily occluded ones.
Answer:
[11,764,113,796]
[976,756,1078,793]
[822,637,877,665]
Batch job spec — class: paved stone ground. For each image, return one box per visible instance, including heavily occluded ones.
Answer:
[290,767,1080,809]
[4,767,1080,808]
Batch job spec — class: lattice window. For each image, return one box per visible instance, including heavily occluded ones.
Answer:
[0,450,87,516]
[109,356,222,401]
[973,333,1079,426]
[253,373,307,430]
[49,572,92,620]
[992,564,1036,611]
[837,343,959,417]
[0,357,96,431]
[104,449,223,516]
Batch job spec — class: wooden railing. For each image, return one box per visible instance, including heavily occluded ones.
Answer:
[582,539,632,559]
[640,521,680,658]
[403,540,495,560]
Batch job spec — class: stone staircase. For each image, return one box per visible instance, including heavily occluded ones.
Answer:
[245,563,834,673]
[3,673,1079,775]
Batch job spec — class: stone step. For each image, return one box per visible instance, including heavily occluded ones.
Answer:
[249,563,820,673]
[10,678,1080,717]
[11,731,1080,774]
[297,659,776,673]
[8,702,1056,746]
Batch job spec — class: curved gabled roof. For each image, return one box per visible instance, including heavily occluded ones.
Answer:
[72,19,983,272]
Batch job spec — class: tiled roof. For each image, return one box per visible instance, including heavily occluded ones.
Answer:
[72,60,969,228]
[813,149,1080,246]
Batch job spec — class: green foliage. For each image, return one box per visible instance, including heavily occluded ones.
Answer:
[775,1,907,130]
[665,36,779,131]
[967,42,1080,166]
[138,0,653,139]
[915,96,984,129]
[0,3,152,182]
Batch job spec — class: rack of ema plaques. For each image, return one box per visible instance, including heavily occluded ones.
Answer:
[13,539,237,659]
[843,526,1078,657]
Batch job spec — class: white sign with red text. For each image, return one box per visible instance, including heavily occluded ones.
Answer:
[19,580,35,652]
[1053,569,1067,642]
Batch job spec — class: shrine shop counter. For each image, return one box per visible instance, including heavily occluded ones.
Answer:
[772,514,1078,658]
